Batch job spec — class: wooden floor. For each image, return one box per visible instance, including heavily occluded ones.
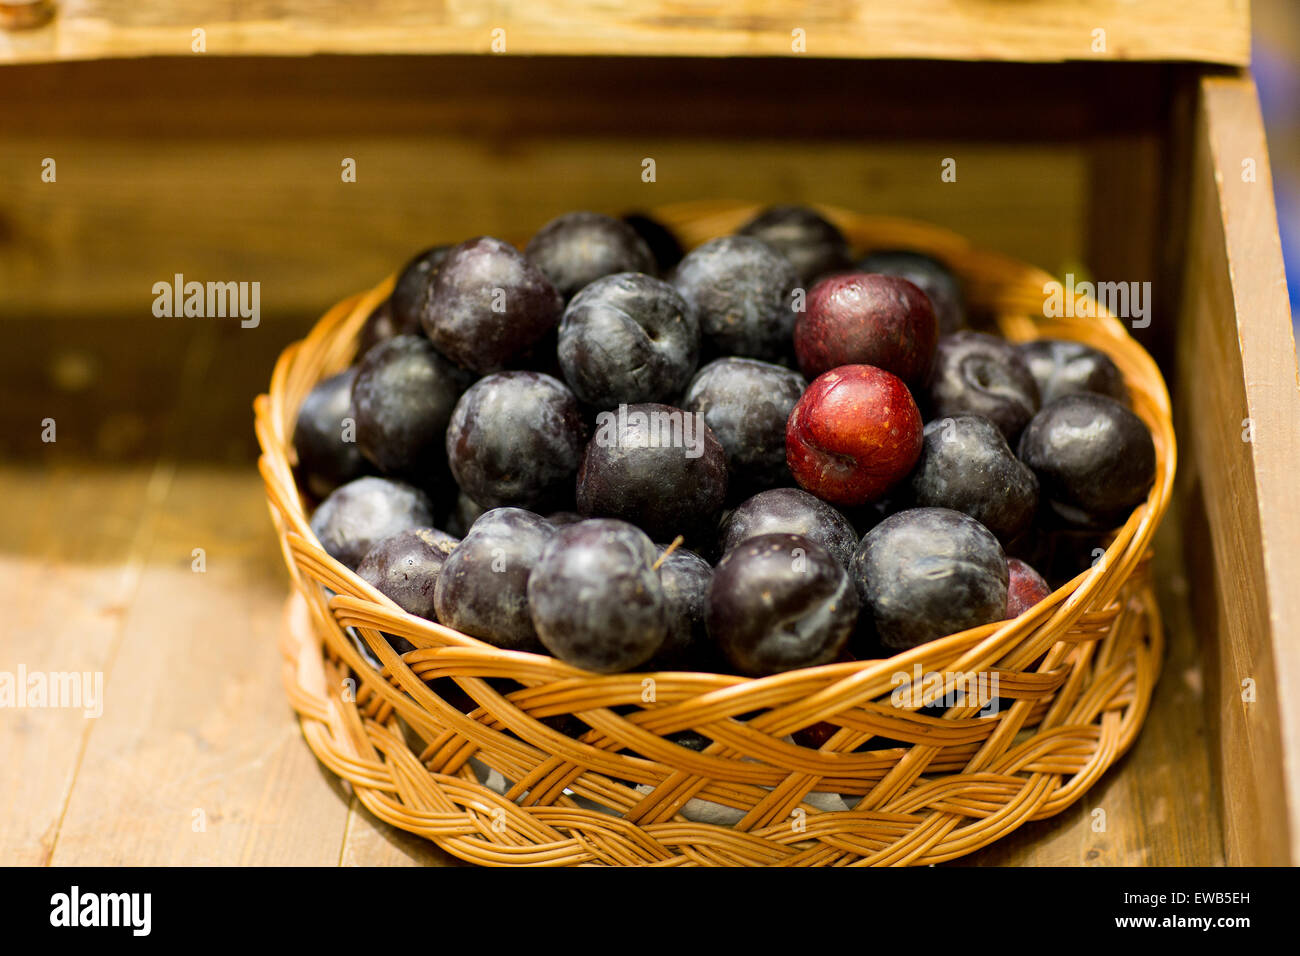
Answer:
[0,320,1223,867]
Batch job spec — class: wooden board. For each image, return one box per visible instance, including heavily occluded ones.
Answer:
[1,55,1175,324]
[0,0,1250,66]
[1174,73,1300,866]
[0,314,1225,866]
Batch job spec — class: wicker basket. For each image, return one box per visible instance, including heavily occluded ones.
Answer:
[255,201,1175,866]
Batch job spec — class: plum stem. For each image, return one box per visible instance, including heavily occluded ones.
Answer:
[652,535,685,570]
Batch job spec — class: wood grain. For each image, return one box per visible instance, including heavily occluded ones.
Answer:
[0,0,1250,66]
[0,465,157,865]
[2,56,1178,323]
[46,467,352,865]
[1174,73,1300,866]
[42,325,349,864]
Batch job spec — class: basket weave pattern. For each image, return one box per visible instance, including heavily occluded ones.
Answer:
[255,203,1175,866]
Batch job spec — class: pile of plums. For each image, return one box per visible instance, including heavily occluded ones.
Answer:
[295,205,1157,679]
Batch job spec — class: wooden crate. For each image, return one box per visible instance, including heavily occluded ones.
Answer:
[0,2,1295,866]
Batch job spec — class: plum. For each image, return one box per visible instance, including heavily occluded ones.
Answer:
[527,519,668,673]
[718,488,858,568]
[927,332,1041,443]
[622,212,684,272]
[433,507,555,652]
[1017,393,1156,528]
[577,402,728,544]
[390,245,452,330]
[1016,339,1129,406]
[708,533,858,676]
[557,272,699,408]
[851,507,1008,650]
[909,415,1038,544]
[682,358,806,492]
[670,236,800,362]
[1006,557,1051,618]
[357,527,459,654]
[646,545,716,671]
[293,367,371,499]
[445,371,587,510]
[786,365,923,506]
[795,273,938,387]
[857,250,966,335]
[737,204,852,284]
[525,211,656,301]
[421,236,563,373]
[309,476,434,570]
[351,334,471,483]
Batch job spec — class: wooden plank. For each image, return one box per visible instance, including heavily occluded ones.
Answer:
[1,55,1156,323]
[39,325,354,865]
[0,0,1250,66]
[0,135,1087,322]
[1174,73,1300,866]
[0,465,158,865]
[48,466,353,865]
[0,311,192,865]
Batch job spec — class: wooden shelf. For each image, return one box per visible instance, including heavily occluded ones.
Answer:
[0,0,1250,66]
[1,48,1291,867]
[0,319,1223,866]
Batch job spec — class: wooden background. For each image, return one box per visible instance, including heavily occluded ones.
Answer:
[1,51,1287,866]
[0,0,1251,65]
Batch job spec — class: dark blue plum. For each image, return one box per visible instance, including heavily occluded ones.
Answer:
[1017,393,1155,528]
[445,371,586,510]
[622,212,684,272]
[293,367,371,499]
[352,334,471,482]
[682,358,806,493]
[356,527,459,622]
[707,533,858,676]
[525,211,656,301]
[422,236,563,374]
[909,415,1038,544]
[357,527,459,655]
[527,519,668,673]
[718,488,858,568]
[557,272,699,409]
[737,204,852,284]
[670,236,800,362]
[927,332,1041,443]
[309,476,434,570]
[577,402,728,545]
[433,508,555,652]
[647,545,717,671]
[851,507,1008,650]
[1015,339,1129,406]
[391,245,452,331]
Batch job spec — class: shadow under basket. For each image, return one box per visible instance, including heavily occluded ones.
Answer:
[255,202,1176,866]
